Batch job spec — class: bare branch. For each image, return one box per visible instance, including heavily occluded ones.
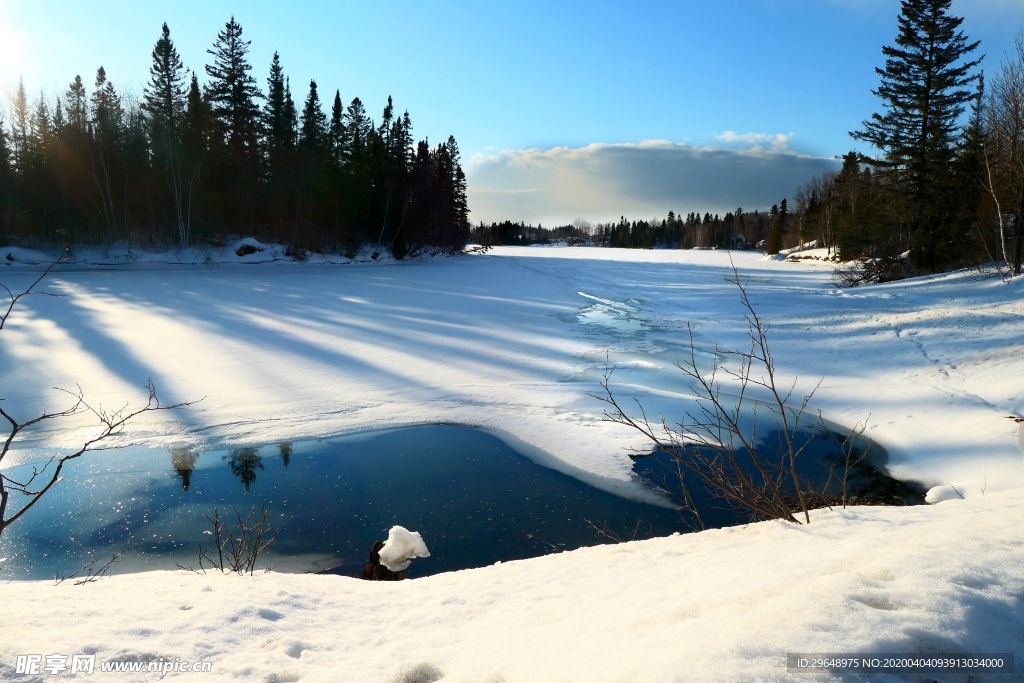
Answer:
[0,248,69,331]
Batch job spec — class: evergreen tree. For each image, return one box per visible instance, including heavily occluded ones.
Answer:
[204,17,263,230]
[767,204,781,255]
[295,79,328,246]
[11,79,29,177]
[180,71,211,244]
[143,23,188,245]
[946,76,992,264]
[299,80,327,156]
[64,75,88,132]
[23,95,56,237]
[204,17,262,163]
[89,66,126,239]
[54,78,91,238]
[183,72,209,161]
[344,97,370,172]
[262,51,290,183]
[447,135,470,239]
[851,0,980,268]
[142,23,186,146]
[283,78,298,152]
[28,96,51,165]
[328,90,346,168]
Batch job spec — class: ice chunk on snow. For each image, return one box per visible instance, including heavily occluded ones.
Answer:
[378,526,430,572]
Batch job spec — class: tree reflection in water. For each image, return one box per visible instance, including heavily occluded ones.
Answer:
[171,448,199,491]
[225,448,264,491]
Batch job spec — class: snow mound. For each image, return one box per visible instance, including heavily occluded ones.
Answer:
[925,485,963,504]
[925,485,962,507]
[1,246,52,265]
[378,526,431,572]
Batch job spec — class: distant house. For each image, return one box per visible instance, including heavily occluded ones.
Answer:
[728,233,747,250]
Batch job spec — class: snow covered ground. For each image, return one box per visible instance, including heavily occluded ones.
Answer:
[1,244,1022,681]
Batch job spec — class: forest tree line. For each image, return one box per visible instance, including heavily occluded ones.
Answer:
[472,208,788,251]
[0,17,470,257]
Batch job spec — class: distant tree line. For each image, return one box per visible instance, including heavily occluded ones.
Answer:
[474,207,791,252]
[473,220,590,247]
[0,17,470,257]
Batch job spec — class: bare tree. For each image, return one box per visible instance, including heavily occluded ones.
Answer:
[987,31,1024,275]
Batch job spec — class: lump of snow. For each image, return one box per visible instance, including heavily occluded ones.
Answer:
[233,237,265,256]
[925,485,963,504]
[377,526,430,572]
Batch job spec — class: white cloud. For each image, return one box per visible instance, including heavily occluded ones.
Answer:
[466,139,838,227]
[713,131,794,155]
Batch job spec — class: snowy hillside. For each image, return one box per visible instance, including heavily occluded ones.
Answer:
[1,245,1022,681]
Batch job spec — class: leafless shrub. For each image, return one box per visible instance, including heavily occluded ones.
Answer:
[596,266,865,525]
[583,517,655,543]
[54,550,126,586]
[831,254,908,287]
[180,505,278,575]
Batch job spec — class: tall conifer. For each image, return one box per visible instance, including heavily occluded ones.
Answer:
[204,17,261,162]
[851,0,980,268]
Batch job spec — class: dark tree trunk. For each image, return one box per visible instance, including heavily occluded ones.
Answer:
[359,540,406,581]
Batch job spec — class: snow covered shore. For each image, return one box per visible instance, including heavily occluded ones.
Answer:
[1,245,1022,681]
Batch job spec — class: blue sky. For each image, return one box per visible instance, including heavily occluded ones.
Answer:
[2,0,1023,226]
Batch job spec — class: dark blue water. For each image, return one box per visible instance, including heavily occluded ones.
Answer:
[630,427,927,530]
[0,425,685,580]
[0,424,924,581]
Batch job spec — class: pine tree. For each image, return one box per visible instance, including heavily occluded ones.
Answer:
[64,76,88,132]
[344,97,370,172]
[299,80,327,157]
[262,51,290,183]
[283,78,298,152]
[11,79,29,178]
[143,23,187,147]
[204,16,262,163]
[29,96,51,163]
[328,90,346,169]
[295,79,328,246]
[945,76,992,264]
[767,204,781,255]
[183,72,209,158]
[180,72,210,245]
[142,23,189,245]
[447,135,470,240]
[89,66,126,239]
[851,0,980,268]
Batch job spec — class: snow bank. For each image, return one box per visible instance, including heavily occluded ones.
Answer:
[1,489,1020,682]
